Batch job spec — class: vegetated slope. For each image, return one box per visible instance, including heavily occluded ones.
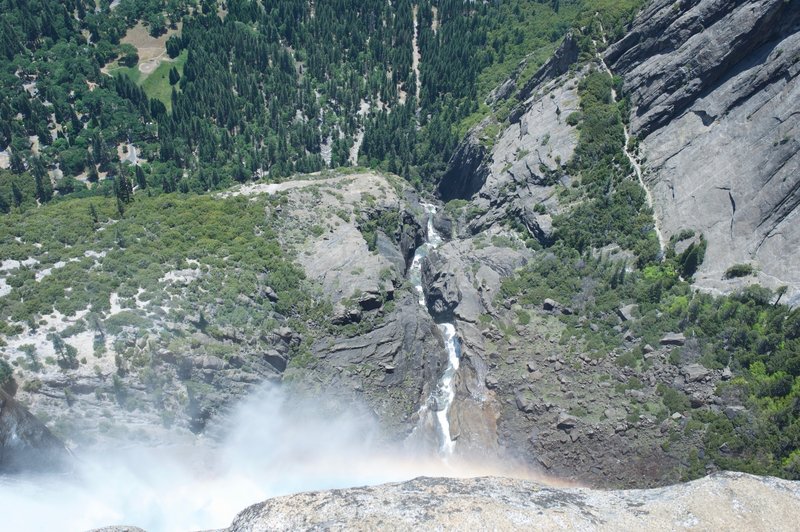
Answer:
[0,169,449,450]
[606,0,800,304]
[428,0,800,485]
[0,0,642,211]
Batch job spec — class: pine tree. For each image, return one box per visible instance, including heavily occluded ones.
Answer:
[89,203,99,224]
[135,165,147,189]
[31,157,53,203]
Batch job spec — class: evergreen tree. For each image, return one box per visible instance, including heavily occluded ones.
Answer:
[31,157,53,203]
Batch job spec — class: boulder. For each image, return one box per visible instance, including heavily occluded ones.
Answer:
[199,355,225,371]
[421,252,461,320]
[556,412,578,430]
[331,303,362,325]
[543,298,559,311]
[264,286,279,302]
[263,350,288,373]
[515,393,536,414]
[616,304,638,322]
[660,333,686,346]
[682,364,710,383]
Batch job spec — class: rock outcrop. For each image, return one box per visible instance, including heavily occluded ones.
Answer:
[0,388,69,473]
[438,33,581,219]
[308,295,447,440]
[226,472,800,531]
[606,0,800,303]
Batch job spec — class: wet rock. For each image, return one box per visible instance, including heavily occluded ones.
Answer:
[0,389,70,473]
[421,252,461,320]
[310,297,447,437]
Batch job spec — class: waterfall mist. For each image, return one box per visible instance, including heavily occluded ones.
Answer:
[0,383,534,531]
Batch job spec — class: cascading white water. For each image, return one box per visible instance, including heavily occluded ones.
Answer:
[408,203,461,456]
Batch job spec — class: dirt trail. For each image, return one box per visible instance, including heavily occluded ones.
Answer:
[594,29,665,253]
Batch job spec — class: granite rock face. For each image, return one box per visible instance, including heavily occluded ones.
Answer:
[438,34,581,214]
[309,295,447,440]
[226,472,800,531]
[606,0,800,303]
[0,389,69,473]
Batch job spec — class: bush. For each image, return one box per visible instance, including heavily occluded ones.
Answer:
[0,359,12,387]
[657,383,690,414]
[566,111,582,126]
[725,263,755,279]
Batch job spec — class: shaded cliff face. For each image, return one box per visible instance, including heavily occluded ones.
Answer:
[606,0,800,302]
[0,389,69,473]
[226,472,800,531]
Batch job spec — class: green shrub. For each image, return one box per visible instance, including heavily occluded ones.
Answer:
[657,383,690,414]
[725,263,755,279]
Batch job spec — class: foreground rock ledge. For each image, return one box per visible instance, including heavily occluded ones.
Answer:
[226,473,800,531]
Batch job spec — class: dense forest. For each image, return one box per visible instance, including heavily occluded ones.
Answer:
[0,0,642,209]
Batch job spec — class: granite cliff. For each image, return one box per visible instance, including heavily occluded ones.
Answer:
[606,0,800,302]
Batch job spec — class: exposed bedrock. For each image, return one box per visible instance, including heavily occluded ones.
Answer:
[0,388,70,474]
[606,0,800,302]
[226,472,800,531]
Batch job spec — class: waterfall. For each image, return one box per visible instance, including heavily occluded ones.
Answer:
[408,203,461,455]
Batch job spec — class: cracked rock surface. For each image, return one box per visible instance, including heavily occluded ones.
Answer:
[606,0,800,303]
[226,472,800,531]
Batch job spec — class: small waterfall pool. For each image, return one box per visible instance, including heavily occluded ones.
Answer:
[408,203,461,455]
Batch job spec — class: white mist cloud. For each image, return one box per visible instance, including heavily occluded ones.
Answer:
[0,384,482,531]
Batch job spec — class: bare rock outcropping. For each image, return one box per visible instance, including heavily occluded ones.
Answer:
[0,388,69,473]
[606,0,800,302]
[226,472,800,531]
